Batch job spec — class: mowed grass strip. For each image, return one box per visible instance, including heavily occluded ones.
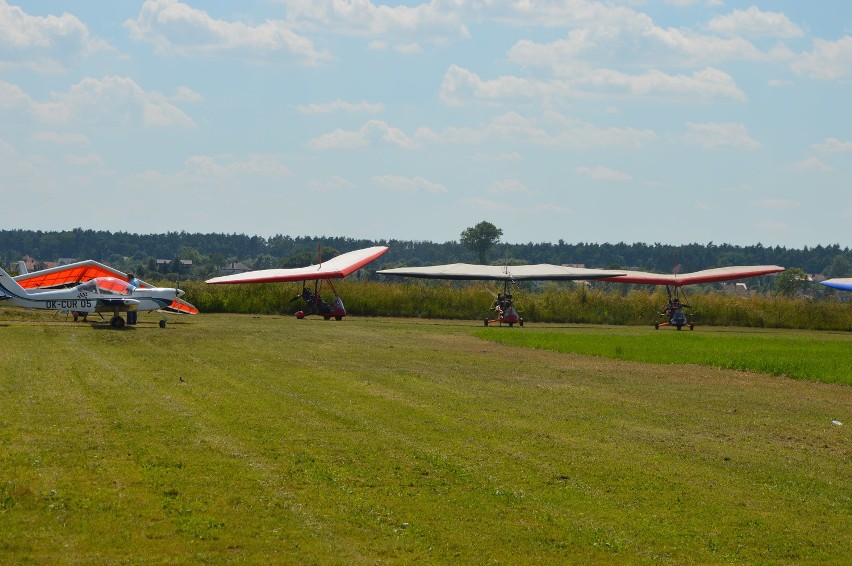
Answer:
[0,311,850,563]
[476,324,852,385]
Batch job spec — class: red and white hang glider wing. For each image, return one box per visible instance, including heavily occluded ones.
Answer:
[378,263,625,281]
[15,260,130,289]
[600,265,785,286]
[205,246,389,285]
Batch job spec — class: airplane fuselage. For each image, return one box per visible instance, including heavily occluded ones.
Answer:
[1,272,181,314]
[0,286,138,313]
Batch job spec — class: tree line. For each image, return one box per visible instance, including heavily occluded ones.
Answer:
[1,227,849,284]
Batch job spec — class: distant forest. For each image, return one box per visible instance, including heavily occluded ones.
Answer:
[1,228,850,282]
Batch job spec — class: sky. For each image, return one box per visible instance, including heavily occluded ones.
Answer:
[1,1,850,248]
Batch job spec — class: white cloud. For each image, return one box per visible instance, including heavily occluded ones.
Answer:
[134,154,292,184]
[66,76,196,127]
[488,179,533,194]
[0,137,15,155]
[461,197,570,215]
[768,79,792,88]
[504,6,772,72]
[305,176,356,191]
[125,0,328,65]
[575,166,631,181]
[372,175,446,193]
[418,111,657,149]
[472,151,524,163]
[395,42,423,55]
[461,196,512,213]
[281,0,469,42]
[308,119,420,150]
[28,131,91,146]
[721,183,753,193]
[529,203,571,215]
[440,63,746,105]
[0,80,64,120]
[754,219,790,233]
[708,7,803,39]
[580,67,746,102]
[296,99,384,114]
[0,77,195,127]
[754,199,802,209]
[172,86,203,102]
[683,122,761,150]
[791,37,852,80]
[813,137,852,153]
[0,0,110,72]
[791,156,832,172]
[439,64,566,106]
[65,153,106,167]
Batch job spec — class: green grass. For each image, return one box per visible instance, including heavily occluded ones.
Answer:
[475,325,852,385]
[1,310,851,563]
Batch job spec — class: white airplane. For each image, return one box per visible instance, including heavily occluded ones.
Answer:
[1,265,194,328]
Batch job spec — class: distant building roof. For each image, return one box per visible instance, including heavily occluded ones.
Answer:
[222,262,250,274]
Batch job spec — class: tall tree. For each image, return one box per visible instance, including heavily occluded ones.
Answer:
[460,221,503,264]
[774,268,809,297]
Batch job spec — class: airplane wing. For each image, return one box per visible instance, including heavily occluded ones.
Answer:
[97,298,140,310]
[206,246,389,284]
[15,260,129,289]
[378,263,625,281]
[821,278,852,291]
[599,265,785,286]
[161,298,201,315]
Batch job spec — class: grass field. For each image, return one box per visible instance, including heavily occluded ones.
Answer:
[475,325,852,385]
[1,310,850,563]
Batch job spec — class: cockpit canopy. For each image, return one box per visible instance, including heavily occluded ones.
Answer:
[77,277,135,296]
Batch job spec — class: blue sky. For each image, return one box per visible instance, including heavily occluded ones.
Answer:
[1,1,850,247]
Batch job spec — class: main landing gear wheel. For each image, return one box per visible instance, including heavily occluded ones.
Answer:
[520,319,524,327]
[159,319,167,328]
[110,315,125,328]
[689,324,694,331]
[484,318,489,327]
[654,323,660,330]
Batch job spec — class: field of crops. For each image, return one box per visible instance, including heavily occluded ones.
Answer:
[182,279,852,331]
[1,310,850,563]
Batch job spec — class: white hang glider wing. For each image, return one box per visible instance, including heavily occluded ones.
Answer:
[599,265,785,286]
[821,278,852,291]
[378,263,625,281]
[205,246,389,285]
